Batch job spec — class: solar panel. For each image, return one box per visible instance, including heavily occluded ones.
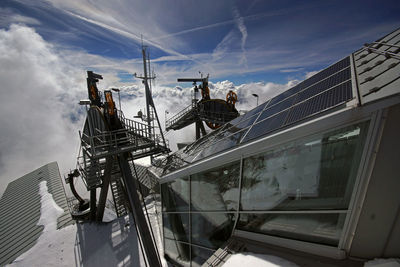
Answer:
[256,94,297,123]
[165,56,354,172]
[285,80,352,124]
[208,130,247,156]
[295,67,351,103]
[241,57,352,143]
[266,84,301,107]
[191,56,353,161]
[188,101,268,159]
[242,110,289,142]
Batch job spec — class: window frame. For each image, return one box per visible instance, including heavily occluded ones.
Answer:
[161,100,388,261]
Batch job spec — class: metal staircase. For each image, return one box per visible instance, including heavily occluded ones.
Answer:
[110,178,129,217]
[166,102,197,131]
[78,110,169,190]
[67,46,168,267]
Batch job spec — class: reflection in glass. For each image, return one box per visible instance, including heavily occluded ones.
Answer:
[242,110,288,142]
[191,246,215,267]
[241,121,369,211]
[163,213,189,242]
[237,213,346,246]
[205,130,248,157]
[164,238,190,267]
[191,161,240,211]
[161,177,190,212]
[191,213,236,249]
[239,101,268,121]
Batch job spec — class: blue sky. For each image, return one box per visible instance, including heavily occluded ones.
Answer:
[1,0,399,85]
[0,0,399,194]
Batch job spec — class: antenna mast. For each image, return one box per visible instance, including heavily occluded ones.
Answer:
[135,45,167,164]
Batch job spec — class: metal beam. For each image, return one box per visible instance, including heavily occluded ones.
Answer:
[177,78,206,82]
[118,153,161,267]
[90,188,96,221]
[96,156,113,221]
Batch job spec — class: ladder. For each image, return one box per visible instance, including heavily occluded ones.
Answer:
[110,178,129,217]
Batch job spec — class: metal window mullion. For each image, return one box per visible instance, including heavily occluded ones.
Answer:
[164,237,216,252]
[164,211,236,214]
[231,156,243,236]
[189,174,192,266]
[339,109,385,251]
[160,182,165,260]
[238,209,348,214]
[338,112,380,249]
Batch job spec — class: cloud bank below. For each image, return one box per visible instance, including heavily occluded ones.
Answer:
[0,24,302,196]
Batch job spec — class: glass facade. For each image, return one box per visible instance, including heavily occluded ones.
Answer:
[161,162,239,266]
[191,161,240,212]
[162,120,370,265]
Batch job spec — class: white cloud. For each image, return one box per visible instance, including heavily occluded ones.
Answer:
[280,68,304,73]
[0,24,298,197]
[208,79,297,111]
[305,70,320,79]
[0,24,85,196]
[232,5,248,67]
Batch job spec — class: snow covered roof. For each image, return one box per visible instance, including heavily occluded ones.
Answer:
[0,162,73,266]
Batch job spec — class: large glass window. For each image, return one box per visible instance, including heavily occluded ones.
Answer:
[164,238,190,267]
[191,246,215,267]
[191,213,236,249]
[162,162,239,266]
[238,121,370,246]
[161,177,190,212]
[237,213,346,246]
[163,213,190,242]
[240,121,369,211]
[162,120,371,265]
[191,161,240,211]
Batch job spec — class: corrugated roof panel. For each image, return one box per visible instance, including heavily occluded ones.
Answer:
[355,28,400,105]
[0,162,73,266]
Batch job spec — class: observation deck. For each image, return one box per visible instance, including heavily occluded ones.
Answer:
[78,112,169,189]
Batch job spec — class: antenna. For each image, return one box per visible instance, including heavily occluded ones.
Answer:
[134,45,168,164]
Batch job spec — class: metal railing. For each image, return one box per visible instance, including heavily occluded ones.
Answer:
[78,109,169,188]
[80,116,160,158]
[166,102,197,129]
[119,113,154,140]
[363,42,400,60]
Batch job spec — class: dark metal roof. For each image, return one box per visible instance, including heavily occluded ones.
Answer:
[353,28,400,105]
[0,162,73,266]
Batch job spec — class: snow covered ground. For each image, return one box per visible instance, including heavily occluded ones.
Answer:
[7,181,153,267]
[364,258,400,267]
[8,181,77,267]
[222,253,298,267]
[7,181,399,267]
[223,253,400,267]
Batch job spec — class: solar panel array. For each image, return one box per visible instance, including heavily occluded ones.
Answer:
[165,56,354,173]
